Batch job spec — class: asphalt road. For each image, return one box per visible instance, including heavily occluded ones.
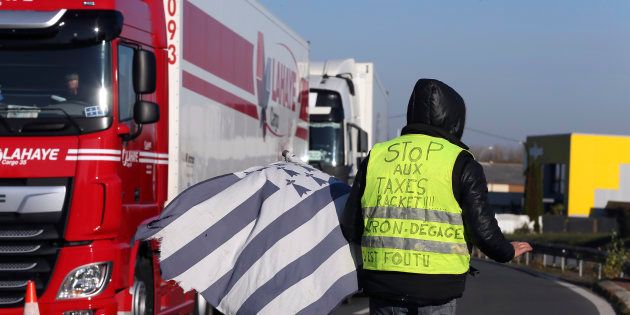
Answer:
[332,259,614,315]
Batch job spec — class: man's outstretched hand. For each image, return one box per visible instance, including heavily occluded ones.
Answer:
[511,242,533,258]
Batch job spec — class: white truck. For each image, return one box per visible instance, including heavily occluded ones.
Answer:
[308,59,389,182]
[167,0,311,199]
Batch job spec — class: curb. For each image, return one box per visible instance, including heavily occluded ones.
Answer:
[595,281,630,315]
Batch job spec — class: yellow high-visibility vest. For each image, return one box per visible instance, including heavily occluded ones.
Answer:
[361,134,470,274]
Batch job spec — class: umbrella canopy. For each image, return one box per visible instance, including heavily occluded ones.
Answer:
[135,161,358,315]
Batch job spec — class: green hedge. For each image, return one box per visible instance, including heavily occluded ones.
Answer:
[506,233,613,248]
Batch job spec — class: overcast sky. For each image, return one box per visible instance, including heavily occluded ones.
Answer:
[258,0,630,146]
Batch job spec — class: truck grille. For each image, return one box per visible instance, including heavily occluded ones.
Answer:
[0,280,28,289]
[0,178,70,308]
[0,263,38,271]
[0,245,42,254]
[0,230,44,238]
[0,297,24,306]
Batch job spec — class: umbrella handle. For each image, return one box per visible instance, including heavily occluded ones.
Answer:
[282,150,297,163]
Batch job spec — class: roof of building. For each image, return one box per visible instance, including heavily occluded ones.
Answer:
[480,162,524,185]
[526,133,630,141]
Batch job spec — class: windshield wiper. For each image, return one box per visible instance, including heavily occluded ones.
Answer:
[0,110,15,133]
[28,107,84,132]
[0,106,84,133]
[50,95,67,102]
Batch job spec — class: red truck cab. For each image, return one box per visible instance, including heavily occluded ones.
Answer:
[0,1,195,314]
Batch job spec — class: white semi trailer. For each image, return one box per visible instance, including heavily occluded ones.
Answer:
[308,59,389,182]
[167,0,311,197]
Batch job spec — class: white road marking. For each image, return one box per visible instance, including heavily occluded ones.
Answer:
[551,279,615,315]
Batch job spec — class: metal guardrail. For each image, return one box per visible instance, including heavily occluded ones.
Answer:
[527,241,608,278]
[529,241,607,262]
[477,241,629,279]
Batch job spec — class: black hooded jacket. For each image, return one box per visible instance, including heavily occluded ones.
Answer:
[341,79,514,304]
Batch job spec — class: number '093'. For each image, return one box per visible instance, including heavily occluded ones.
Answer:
[167,0,177,64]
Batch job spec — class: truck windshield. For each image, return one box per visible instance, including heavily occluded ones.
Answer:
[309,122,344,167]
[313,90,342,108]
[309,89,344,121]
[0,42,112,120]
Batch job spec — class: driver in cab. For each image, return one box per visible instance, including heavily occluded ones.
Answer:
[51,72,85,103]
[64,72,90,102]
[66,73,80,98]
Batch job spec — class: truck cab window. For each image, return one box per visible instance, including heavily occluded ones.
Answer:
[0,43,112,120]
[118,45,136,121]
[346,125,354,165]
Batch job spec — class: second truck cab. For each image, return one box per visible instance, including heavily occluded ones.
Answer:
[308,59,389,183]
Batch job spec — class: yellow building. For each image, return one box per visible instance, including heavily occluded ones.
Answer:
[525,133,630,217]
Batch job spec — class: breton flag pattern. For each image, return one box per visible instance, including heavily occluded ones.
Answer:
[135,161,358,315]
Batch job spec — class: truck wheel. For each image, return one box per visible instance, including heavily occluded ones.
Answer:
[132,253,155,315]
[194,292,217,315]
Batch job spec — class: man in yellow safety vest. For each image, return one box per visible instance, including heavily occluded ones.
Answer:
[341,79,532,315]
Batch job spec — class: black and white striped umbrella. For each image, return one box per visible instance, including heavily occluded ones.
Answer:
[135,160,358,315]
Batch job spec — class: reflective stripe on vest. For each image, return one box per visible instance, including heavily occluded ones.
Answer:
[361,134,470,275]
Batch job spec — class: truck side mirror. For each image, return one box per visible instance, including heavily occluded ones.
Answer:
[134,100,159,124]
[357,129,368,153]
[343,77,355,96]
[122,100,159,141]
[133,50,156,94]
[335,74,355,96]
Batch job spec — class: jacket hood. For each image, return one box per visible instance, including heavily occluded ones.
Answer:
[406,79,466,139]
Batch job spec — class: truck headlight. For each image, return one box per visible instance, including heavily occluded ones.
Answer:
[57,262,111,299]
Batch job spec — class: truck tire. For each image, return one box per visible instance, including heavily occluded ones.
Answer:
[133,251,155,315]
[194,292,222,315]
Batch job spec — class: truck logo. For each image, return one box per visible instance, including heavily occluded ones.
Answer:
[122,150,140,168]
[0,194,5,203]
[120,149,168,167]
[0,148,60,166]
[256,32,271,139]
[256,32,298,140]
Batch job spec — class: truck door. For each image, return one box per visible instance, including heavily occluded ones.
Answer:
[117,43,160,233]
